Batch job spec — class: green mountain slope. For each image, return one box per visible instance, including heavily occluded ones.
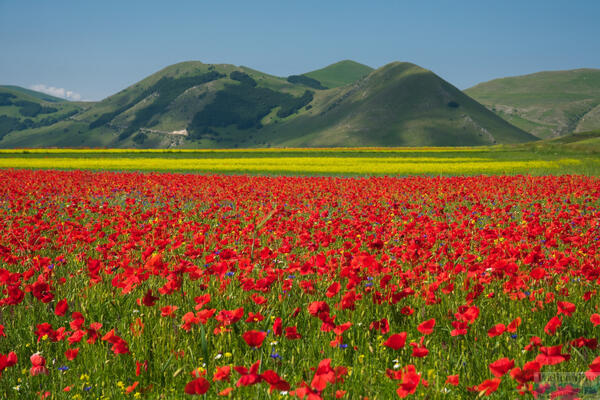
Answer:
[465,69,600,138]
[0,86,84,142]
[303,60,374,89]
[0,60,536,148]
[255,62,536,147]
[0,85,67,103]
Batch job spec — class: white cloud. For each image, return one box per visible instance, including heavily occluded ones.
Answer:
[29,84,82,101]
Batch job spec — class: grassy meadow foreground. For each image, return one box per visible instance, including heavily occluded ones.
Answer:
[0,170,599,399]
[0,143,599,175]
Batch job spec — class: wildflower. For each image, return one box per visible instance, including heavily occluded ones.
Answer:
[30,353,49,376]
[383,333,407,350]
[184,377,210,395]
[242,330,267,348]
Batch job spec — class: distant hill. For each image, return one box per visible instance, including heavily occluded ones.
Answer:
[302,60,374,89]
[0,60,535,148]
[465,69,600,138]
[0,86,83,142]
[0,85,67,103]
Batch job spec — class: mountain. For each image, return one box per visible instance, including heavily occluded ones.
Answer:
[465,69,600,138]
[0,85,67,103]
[0,60,536,148]
[0,86,84,142]
[257,62,536,147]
[302,60,374,89]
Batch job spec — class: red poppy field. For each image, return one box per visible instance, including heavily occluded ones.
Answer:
[1,169,600,399]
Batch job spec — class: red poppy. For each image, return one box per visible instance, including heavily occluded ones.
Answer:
[396,365,421,398]
[591,314,600,327]
[475,378,501,395]
[487,324,505,338]
[213,366,230,382]
[417,319,435,335]
[273,317,282,336]
[507,317,521,333]
[446,375,459,386]
[30,353,49,376]
[489,357,514,377]
[544,316,562,336]
[557,301,576,317]
[0,352,18,374]
[285,326,302,340]
[536,345,570,366]
[235,360,262,387]
[311,358,335,391]
[125,382,139,394]
[185,377,210,395]
[55,299,68,316]
[308,301,330,317]
[161,305,178,317]
[261,370,290,392]
[218,387,234,396]
[326,282,341,298]
[242,330,267,348]
[586,356,600,381]
[65,348,79,360]
[383,333,407,350]
[141,289,158,307]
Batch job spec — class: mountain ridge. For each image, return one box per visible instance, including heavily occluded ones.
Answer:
[0,60,536,148]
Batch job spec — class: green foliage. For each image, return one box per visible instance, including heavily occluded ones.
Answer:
[0,116,25,139]
[447,101,460,108]
[287,75,327,90]
[132,132,147,144]
[0,93,16,106]
[188,83,313,137]
[230,71,257,87]
[14,100,58,117]
[276,90,314,118]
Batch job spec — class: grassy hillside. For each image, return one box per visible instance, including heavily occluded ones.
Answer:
[465,69,600,138]
[303,60,374,89]
[0,60,536,148]
[0,85,66,102]
[255,62,536,147]
[0,86,84,142]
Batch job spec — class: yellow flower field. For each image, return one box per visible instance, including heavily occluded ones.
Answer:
[0,156,583,175]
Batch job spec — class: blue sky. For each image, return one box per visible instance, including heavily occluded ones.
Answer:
[1,0,599,101]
